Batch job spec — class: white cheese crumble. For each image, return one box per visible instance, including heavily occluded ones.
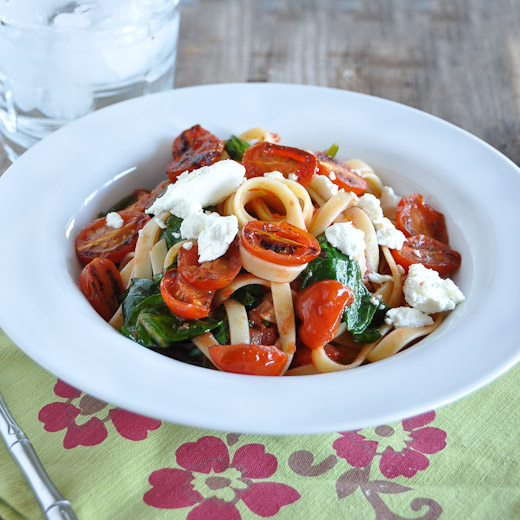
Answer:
[376,217,406,249]
[368,272,394,284]
[357,193,384,223]
[385,307,434,328]
[308,174,341,201]
[328,172,336,181]
[182,241,193,250]
[369,294,382,306]
[153,217,167,229]
[105,212,124,229]
[146,160,245,218]
[404,263,465,314]
[356,194,405,249]
[288,173,299,181]
[380,185,401,220]
[180,211,239,263]
[325,222,366,260]
[264,171,285,179]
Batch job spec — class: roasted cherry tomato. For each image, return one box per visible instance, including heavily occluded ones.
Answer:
[391,234,461,275]
[126,180,170,213]
[177,238,242,291]
[209,344,288,376]
[79,258,125,321]
[166,125,225,182]
[160,269,213,319]
[242,142,318,185]
[249,325,279,346]
[241,221,320,266]
[396,193,449,243]
[75,210,150,265]
[290,342,314,368]
[315,151,369,195]
[295,280,354,350]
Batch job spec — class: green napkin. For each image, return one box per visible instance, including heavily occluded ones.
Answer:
[1,329,518,520]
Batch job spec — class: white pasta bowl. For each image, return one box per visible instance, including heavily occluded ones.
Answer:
[0,83,518,434]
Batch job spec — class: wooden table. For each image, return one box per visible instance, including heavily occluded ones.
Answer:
[1,0,519,171]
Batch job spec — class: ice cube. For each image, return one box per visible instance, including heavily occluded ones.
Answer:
[39,75,93,119]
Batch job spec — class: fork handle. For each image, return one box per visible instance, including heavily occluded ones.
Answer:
[9,439,78,520]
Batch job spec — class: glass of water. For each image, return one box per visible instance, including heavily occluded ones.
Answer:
[0,0,180,161]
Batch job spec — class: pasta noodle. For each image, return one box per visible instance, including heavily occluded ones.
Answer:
[76,125,465,377]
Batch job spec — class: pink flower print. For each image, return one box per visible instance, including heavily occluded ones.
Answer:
[334,411,446,479]
[144,436,300,518]
[38,379,161,449]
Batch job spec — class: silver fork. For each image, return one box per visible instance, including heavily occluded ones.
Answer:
[0,392,78,520]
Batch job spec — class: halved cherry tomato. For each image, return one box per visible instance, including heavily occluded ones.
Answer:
[391,234,461,275]
[249,324,279,346]
[79,257,124,321]
[166,125,225,182]
[126,180,170,213]
[315,151,369,195]
[209,344,288,376]
[75,210,150,265]
[295,280,354,350]
[241,221,320,266]
[160,269,213,319]
[396,193,449,243]
[242,142,318,185]
[177,238,242,291]
[290,342,313,368]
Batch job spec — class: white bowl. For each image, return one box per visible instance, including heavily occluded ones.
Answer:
[0,83,519,434]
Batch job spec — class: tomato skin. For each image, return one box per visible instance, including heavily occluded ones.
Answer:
[79,258,125,321]
[160,270,213,319]
[241,221,320,266]
[125,180,170,213]
[242,142,318,185]
[391,234,461,275]
[315,151,369,195]
[396,193,449,243]
[295,280,354,350]
[166,125,225,182]
[209,344,288,376]
[177,238,242,291]
[75,210,150,265]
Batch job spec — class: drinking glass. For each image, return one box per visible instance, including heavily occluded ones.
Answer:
[0,0,180,161]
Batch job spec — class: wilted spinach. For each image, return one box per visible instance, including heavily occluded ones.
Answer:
[299,235,380,340]
[120,278,221,348]
[225,135,251,161]
[160,214,184,249]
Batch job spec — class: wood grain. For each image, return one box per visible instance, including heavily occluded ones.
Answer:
[1,0,519,172]
[175,0,520,164]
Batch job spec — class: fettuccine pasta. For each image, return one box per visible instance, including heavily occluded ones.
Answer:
[76,125,465,376]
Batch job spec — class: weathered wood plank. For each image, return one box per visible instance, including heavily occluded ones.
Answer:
[175,0,520,164]
[2,0,519,172]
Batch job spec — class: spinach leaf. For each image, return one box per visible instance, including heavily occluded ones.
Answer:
[232,284,265,310]
[212,308,230,345]
[299,235,380,337]
[160,214,184,249]
[122,278,160,323]
[323,143,339,157]
[120,293,221,348]
[352,303,388,343]
[225,135,251,161]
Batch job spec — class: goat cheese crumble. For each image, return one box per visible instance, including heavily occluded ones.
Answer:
[385,307,434,328]
[105,212,124,229]
[324,222,366,260]
[146,160,245,218]
[404,263,465,314]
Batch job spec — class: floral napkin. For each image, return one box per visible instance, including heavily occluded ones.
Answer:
[0,328,518,520]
